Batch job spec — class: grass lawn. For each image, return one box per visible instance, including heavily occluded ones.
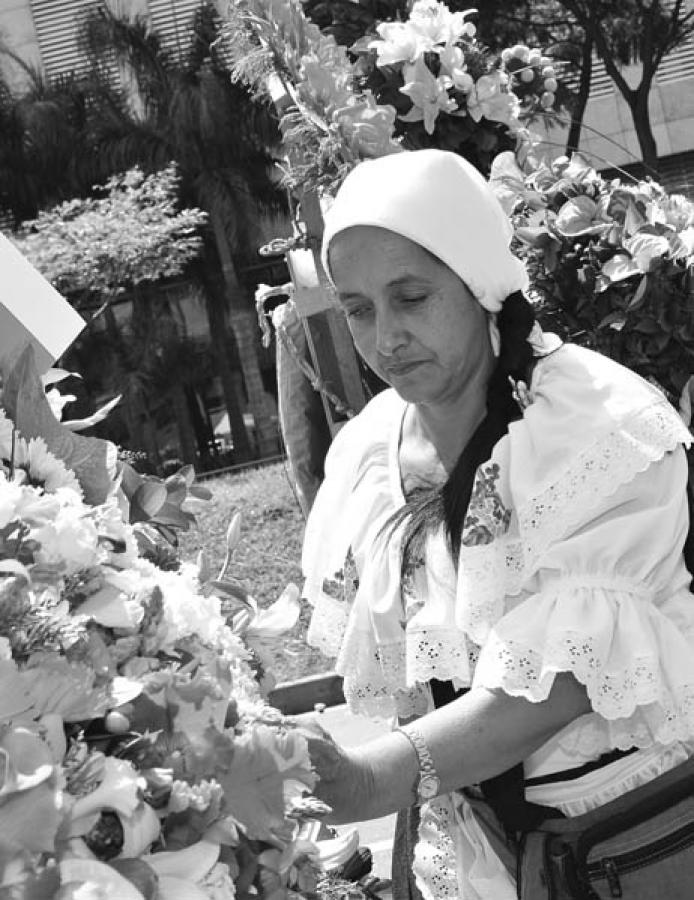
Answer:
[178,461,333,683]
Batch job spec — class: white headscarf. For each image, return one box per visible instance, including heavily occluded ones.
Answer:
[321,148,529,314]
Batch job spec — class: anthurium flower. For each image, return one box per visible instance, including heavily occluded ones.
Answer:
[400,58,457,135]
[599,253,641,286]
[624,231,672,271]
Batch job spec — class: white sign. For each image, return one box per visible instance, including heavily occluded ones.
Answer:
[0,233,85,373]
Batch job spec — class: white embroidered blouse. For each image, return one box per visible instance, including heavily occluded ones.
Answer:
[302,343,694,898]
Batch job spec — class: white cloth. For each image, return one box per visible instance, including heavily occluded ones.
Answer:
[303,343,694,898]
[320,149,529,313]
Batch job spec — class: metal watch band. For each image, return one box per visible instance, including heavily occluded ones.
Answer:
[395,724,440,802]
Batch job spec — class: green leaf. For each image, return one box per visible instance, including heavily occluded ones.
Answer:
[134,480,168,518]
[598,312,627,332]
[1,345,117,505]
[627,275,649,310]
[600,253,640,285]
[515,226,553,248]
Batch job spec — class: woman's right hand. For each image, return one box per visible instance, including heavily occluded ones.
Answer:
[293,716,376,824]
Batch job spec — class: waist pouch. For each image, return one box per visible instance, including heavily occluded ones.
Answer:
[465,754,694,899]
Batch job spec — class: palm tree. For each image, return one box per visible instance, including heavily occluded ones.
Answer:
[0,55,101,224]
[77,1,286,461]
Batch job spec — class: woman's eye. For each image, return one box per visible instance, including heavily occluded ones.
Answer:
[401,295,427,305]
[345,306,372,320]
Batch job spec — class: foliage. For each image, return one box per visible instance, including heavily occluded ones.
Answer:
[9,165,206,300]
[177,464,327,684]
[301,0,407,49]
[223,0,563,193]
[474,0,694,168]
[355,6,559,165]
[491,150,694,400]
[0,346,333,900]
[77,1,286,462]
[0,56,104,225]
[79,1,284,259]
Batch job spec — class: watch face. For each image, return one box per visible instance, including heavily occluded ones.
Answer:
[418,774,440,801]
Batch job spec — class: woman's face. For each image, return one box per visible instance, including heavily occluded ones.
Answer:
[329,226,494,407]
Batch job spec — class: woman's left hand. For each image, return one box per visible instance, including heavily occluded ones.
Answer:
[293,716,376,824]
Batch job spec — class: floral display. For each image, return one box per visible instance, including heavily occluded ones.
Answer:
[0,345,344,900]
[355,2,556,148]
[490,150,694,403]
[222,0,561,193]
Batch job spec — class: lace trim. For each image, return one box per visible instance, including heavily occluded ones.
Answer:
[336,629,478,718]
[476,630,694,746]
[458,398,690,644]
[413,797,460,900]
[517,398,688,553]
[341,676,431,720]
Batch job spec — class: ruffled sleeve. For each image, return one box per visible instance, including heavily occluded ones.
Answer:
[468,345,694,751]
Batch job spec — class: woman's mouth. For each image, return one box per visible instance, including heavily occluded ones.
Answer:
[383,360,425,377]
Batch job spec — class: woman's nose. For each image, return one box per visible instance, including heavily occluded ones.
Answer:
[375,313,407,356]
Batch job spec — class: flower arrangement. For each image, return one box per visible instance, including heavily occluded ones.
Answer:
[355,4,557,160]
[0,345,342,900]
[491,150,694,402]
[221,0,561,193]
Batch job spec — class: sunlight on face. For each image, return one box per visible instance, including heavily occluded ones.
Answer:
[329,226,494,407]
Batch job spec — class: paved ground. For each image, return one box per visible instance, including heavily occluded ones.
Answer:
[299,704,397,881]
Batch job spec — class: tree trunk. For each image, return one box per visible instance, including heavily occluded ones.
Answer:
[172,381,198,465]
[230,308,279,457]
[630,87,660,175]
[566,19,595,154]
[202,282,253,462]
[209,211,276,459]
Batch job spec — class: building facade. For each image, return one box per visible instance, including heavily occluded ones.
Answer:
[2,0,693,188]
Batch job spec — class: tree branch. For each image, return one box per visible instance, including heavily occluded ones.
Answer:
[590,16,635,102]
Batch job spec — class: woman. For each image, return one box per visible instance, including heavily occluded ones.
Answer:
[301,149,694,899]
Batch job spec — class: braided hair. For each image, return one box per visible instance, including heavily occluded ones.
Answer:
[391,291,537,574]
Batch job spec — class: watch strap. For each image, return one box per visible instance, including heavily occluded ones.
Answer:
[395,724,439,802]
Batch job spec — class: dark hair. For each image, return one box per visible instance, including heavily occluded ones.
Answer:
[390,291,536,573]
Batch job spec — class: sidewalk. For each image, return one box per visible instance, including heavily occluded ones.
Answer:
[311,704,397,881]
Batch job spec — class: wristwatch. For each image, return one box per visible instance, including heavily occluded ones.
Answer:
[396,725,441,803]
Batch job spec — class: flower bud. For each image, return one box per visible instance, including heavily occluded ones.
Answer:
[520,68,535,83]
[544,77,558,92]
[225,512,242,553]
[540,91,555,108]
[511,44,530,62]
[542,65,556,78]
[105,710,131,734]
